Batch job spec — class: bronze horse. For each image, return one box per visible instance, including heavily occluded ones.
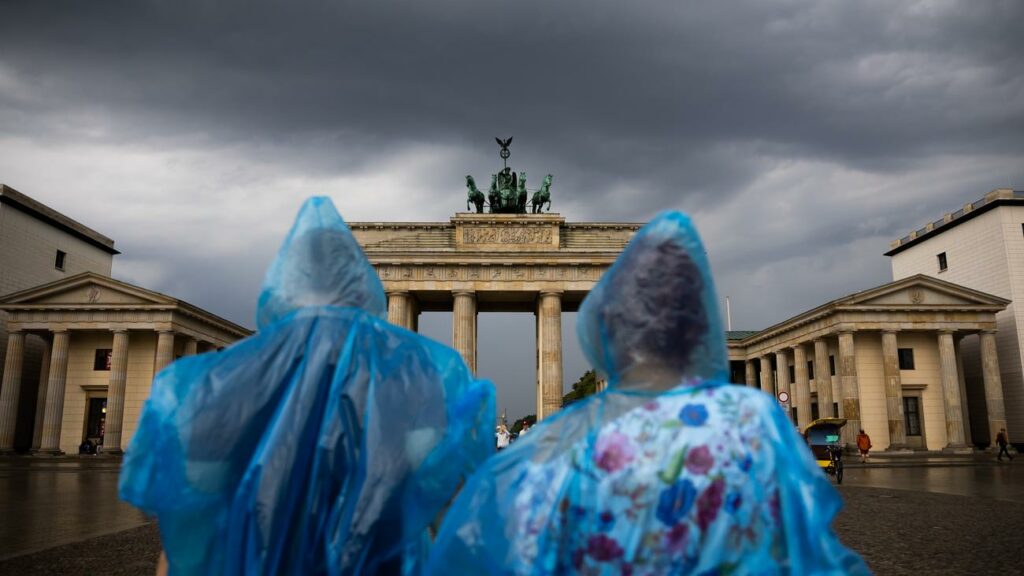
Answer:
[531,174,553,213]
[465,175,486,213]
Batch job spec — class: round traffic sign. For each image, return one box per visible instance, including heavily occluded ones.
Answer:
[777,391,790,403]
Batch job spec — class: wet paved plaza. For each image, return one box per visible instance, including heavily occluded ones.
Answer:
[842,460,1024,503]
[0,459,148,560]
[1,457,1022,573]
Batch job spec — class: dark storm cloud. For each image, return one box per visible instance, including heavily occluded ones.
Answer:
[4,1,1022,185]
[1,0,1022,420]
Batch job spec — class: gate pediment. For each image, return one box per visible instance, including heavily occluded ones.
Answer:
[0,272,175,307]
[841,275,1010,309]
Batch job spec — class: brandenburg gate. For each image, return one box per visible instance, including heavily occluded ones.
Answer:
[349,213,639,419]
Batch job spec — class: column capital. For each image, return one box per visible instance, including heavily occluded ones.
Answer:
[386,290,410,296]
[881,328,899,335]
[981,329,998,335]
[938,329,956,336]
[539,289,564,297]
[452,290,476,298]
[111,328,129,334]
[49,328,69,335]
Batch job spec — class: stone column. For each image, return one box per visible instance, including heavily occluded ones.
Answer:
[838,331,861,448]
[387,291,412,329]
[775,349,791,421]
[937,331,967,449]
[409,298,420,333]
[980,330,1007,447]
[881,330,907,450]
[102,330,131,454]
[182,337,198,356]
[596,378,608,393]
[759,354,773,394]
[535,305,542,419]
[39,330,71,454]
[955,336,972,446]
[537,291,563,421]
[32,336,52,450]
[744,360,756,388]
[793,344,812,428]
[452,291,477,374]
[0,331,26,452]
[814,338,834,418]
[154,331,176,374]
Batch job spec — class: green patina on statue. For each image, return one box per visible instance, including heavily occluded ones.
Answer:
[464,137,553,214]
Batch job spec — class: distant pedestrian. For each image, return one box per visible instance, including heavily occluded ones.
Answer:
[496,424,510,451]
[996,428,1013,461]
[519,423,529,436]
[856,429,872,463]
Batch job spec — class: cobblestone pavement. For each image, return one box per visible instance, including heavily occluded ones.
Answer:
[834,486,1024,575]
[1,485,1022,575]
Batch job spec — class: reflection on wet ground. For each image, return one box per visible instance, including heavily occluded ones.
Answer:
[1,457,1023,561]
[842,463,1024,503]
[0,459,148,560]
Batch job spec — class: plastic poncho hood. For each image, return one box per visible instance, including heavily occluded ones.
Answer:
[119,197,494,576]
[577,210,728,387]
[256,196,387,329]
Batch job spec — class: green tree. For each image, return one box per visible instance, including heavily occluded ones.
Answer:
[562,369,598,406]
[510,414,536,434]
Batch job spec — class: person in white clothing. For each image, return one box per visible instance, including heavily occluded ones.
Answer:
[496,425,510,450]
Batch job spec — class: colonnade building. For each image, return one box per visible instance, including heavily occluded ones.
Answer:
[887,189,1024,447]
[0,185,249,455]
[725,276,1008,451]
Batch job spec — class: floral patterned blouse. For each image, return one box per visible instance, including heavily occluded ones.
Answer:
[429,379,867,575]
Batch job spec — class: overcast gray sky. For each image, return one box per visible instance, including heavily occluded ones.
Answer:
[2,1,1022,421]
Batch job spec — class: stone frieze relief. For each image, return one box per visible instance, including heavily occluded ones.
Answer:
[462,226,553,245]
[376,264,604,282]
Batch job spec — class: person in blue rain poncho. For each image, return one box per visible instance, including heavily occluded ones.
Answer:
[427,211,869,575]
[119,197,494,576]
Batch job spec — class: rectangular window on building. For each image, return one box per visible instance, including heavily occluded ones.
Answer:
[55,250,66,271]
[904,396,922,436]
[93,349,112,371]
[898,348,915,370]
[788,365,795,383]
[807,361,815,380]
[937,252,948,272]
[811,401,819,421]
[829,355,836,376]
[833,402,840,417]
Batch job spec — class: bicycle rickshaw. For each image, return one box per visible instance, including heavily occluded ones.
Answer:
[802,418,847,484]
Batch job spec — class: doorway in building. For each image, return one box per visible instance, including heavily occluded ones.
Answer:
[84,397,106,449]
[903,393,925,450]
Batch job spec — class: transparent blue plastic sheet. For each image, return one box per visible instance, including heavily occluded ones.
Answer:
[428,211,869,575]
[119,197,495,575]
